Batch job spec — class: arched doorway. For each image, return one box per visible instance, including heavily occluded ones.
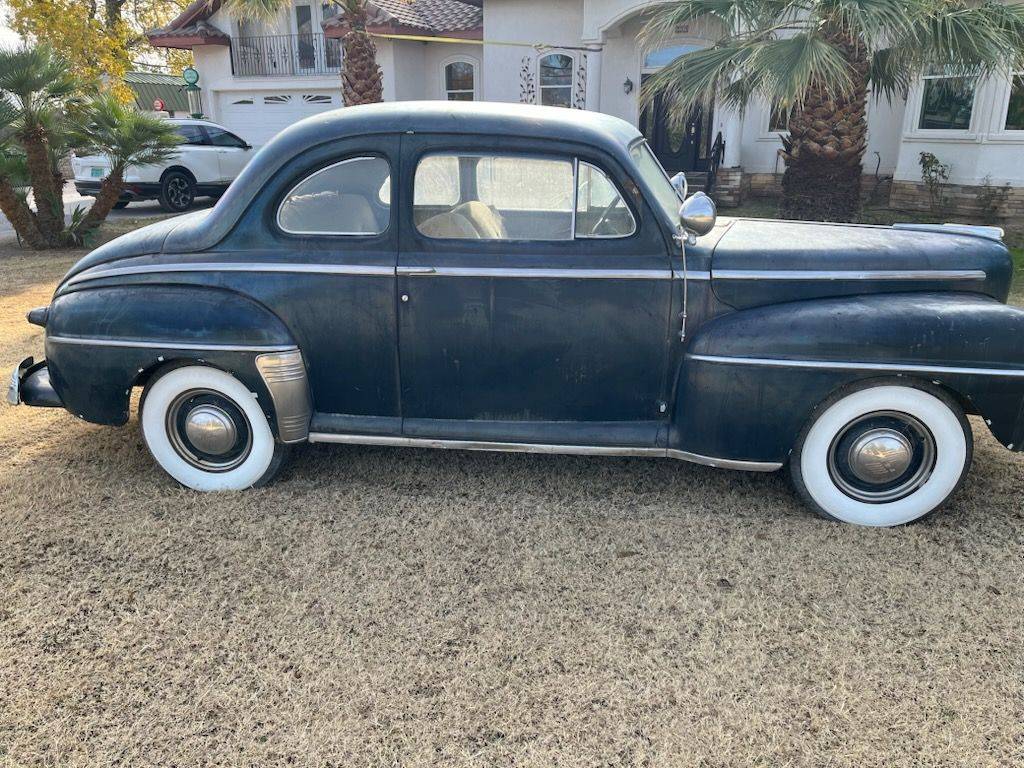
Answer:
[638,43,713,175]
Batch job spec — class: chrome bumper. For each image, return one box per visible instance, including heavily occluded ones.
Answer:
[8,357,63,408]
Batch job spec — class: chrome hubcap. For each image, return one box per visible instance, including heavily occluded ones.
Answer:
[166,389,252,472]
[184,405,238,456]
[827,411,936,503]
[847,429,914,484]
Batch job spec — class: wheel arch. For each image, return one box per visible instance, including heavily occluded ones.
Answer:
[160,165,197,184]
[44,284,312,442]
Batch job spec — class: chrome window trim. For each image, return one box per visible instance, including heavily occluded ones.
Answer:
[276,156,390,237]
[688,353,1024,378]
[711,269,987,281]
[67,262,395,286]
[47,336,298,353]
[306,432,783,472]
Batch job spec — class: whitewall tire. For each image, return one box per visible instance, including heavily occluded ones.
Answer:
[791,383,972,526]
[141,366,286,491]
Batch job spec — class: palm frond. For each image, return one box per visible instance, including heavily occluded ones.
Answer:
[221,0,293,21]
[74,93,182,170]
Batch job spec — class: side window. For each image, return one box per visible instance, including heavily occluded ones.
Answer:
[414,153,574,241]
[175,125,207,145]
[277,156,390,235]
[575,162,636,238]
[206,127,248,148]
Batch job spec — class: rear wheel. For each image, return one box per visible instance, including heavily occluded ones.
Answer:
[791,383,972,526]
[158,170,195,213]
[141,366,286,491]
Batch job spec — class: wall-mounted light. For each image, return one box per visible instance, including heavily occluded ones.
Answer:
[623,77,633,95]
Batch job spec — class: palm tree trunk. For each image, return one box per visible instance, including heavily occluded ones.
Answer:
[74,167,124,237]
[779,28,869,222]
[0,177,48,249]
[340,1,383,106]
[21,126,66,243]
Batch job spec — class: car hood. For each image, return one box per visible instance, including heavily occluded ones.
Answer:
[710,218,1012,309]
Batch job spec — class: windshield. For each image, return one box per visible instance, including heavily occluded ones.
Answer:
[629,140,680,225]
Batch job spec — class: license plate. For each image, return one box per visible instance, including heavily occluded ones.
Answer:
[90,167,106,178]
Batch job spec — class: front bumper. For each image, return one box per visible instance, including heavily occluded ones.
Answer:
[8,357,62,408]
[73,181,161,202]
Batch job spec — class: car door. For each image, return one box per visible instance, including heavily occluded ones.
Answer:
[204,126,253,183]
[396,134,675,447]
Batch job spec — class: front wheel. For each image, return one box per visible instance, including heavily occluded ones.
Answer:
[791,383,972,526]
[141,366,287,491]
[158,171,196,213]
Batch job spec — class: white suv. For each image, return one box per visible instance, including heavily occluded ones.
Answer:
[72,118,255,213]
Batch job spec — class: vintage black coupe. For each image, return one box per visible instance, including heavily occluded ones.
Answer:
[10,102,1024,526]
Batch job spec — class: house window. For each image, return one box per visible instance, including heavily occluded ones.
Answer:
[1006,73,1024,130]
[643,44,701,69]
[918,71,976,130]
[769,103,791,132]
[444,61,475,101]
[539,53,573,107]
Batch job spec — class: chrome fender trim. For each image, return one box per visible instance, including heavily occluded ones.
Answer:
[255,350,312,444]
[305,432,783,472]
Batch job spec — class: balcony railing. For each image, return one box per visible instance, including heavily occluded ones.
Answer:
[231,33,342,77]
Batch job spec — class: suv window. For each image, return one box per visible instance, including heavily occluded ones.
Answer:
[175,125,207,145]
[277,156,390,235]
[413,153,635,241]
[206,126,248,149]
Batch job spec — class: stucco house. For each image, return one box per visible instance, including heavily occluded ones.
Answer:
[149,0,1024,218]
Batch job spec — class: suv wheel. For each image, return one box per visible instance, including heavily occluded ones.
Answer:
[159,171,196,213]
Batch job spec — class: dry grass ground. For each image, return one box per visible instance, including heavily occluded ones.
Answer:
[1,225,1023,767]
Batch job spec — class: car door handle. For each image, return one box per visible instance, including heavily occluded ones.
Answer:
[397,266,436,275]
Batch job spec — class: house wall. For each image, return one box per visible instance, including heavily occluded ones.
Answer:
[481,0,585,103]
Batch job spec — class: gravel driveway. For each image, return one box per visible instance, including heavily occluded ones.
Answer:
[1,240,1023,767]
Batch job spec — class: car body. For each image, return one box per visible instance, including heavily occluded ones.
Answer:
[72,118,254,212]
[12,102,1024,526]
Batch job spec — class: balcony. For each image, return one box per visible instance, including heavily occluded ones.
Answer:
[231,33,342,77]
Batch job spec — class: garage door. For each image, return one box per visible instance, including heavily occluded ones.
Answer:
[215,90,340,147]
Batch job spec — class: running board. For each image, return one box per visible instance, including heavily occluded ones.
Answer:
[305,432,782,472]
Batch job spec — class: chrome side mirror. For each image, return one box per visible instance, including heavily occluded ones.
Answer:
[679,191,717,237]
[670,171,688,201]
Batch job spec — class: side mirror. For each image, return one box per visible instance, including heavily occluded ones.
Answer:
[679,191,717,237]
[670,171,688,201]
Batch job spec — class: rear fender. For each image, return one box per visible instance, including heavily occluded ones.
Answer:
[44,285,310,440]
[672,292,1024,463]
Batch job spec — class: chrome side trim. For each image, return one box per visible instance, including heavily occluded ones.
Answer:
[306,432,783,472]
[666,449,783,472]
[676,270,712,281]
[66,262,395,286]
[255,350,312,443]
[712,269,987,281]
[47,335,298,353]
[397,267,673,280]
[688,353,1024,378]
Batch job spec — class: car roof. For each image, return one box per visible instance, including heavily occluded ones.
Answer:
[275,101,643,153]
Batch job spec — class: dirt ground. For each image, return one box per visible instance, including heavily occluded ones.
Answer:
[1,228,1023,767]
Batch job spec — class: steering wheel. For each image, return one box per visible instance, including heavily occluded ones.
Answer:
[588,199,621,236]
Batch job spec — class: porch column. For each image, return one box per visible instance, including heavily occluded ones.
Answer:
[584,50,602,111]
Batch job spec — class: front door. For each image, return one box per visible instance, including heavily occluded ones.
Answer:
[396,135,674,447]
[639,74,710,175]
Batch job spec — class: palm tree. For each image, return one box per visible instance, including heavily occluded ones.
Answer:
[0,46,81,246]
[71,92,181,236]
[641,0,1024,221]
[226,0,382,106]
[0,45,182,248]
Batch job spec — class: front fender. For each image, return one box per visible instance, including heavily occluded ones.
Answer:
[44,285,304,434]
[672,293,1024,463]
